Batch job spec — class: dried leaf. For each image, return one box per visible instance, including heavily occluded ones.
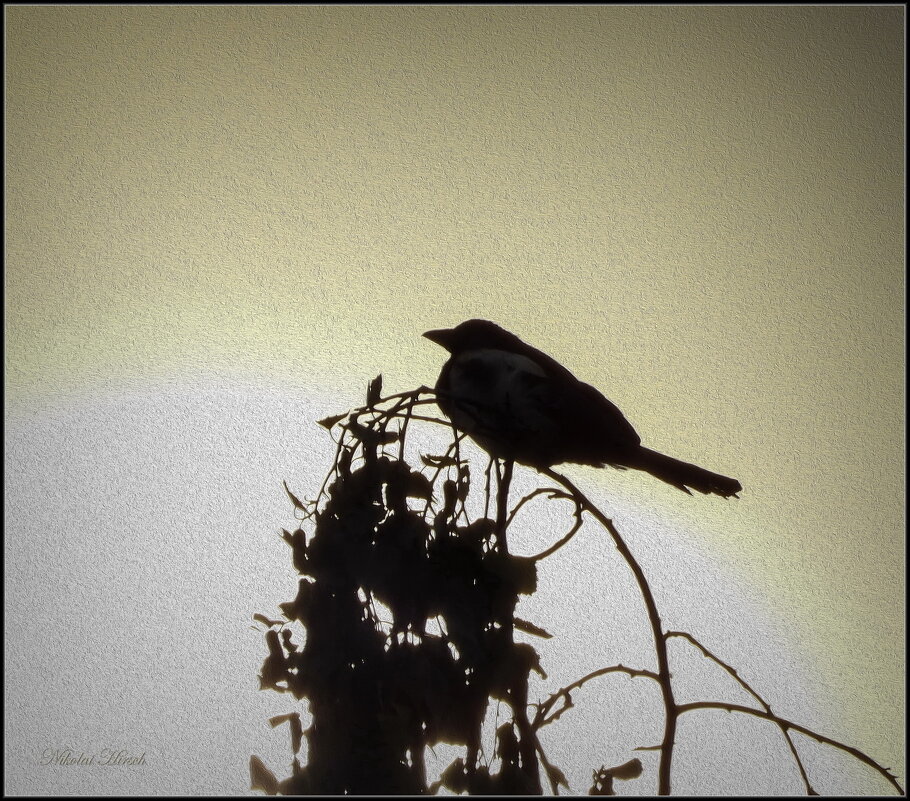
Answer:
[404,470,434,500]
[281,527,307,544]
[269,712,304,756]
[589,765,613,796]
[250,755,279,795]
[317,412,347,430]
[367,374,383,406]
[421,453,459,468]
[588,759,643,795]
[347,420,398,446]
[281,628,296,651]
[283,481,305,512]
[609,758,643,781]
[545,762,570,791]
[513,617,553,639]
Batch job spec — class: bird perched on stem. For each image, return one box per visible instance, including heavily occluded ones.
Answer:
[424,319,741,498]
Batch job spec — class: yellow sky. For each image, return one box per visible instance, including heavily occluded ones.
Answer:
[5,5,904,792]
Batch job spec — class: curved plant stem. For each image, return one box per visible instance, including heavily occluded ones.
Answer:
[506,487,573,529]
[542,468,678,796]
[676,701,905,796]
[533,664,661,730]
[666,630,816,794]
[530,501,584,561]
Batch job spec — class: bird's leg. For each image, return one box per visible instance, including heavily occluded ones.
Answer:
[483,457,495,520]
[494,458,514,554]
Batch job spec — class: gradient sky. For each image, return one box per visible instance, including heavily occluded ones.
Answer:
[5,5,904,796]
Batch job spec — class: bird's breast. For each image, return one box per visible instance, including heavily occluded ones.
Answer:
[437,348,555,453]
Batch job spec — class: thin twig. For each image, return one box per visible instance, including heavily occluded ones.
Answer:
[495,459,514,554]
[452,427,472,527]
[348,385,434,414]
[541,467,678,796]
[676,701,904,796]
[535,739,569,795]
[420,438,462,519]
[529,499,585,561]
[388,411,450,426]
[666,630,816,794]
[310,429,350,516]
[533,664,661,730]
[483,457,495,520]
[506,487,573,529]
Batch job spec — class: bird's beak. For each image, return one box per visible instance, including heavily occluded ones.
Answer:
[423,327,455,350]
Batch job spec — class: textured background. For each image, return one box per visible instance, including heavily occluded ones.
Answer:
[5,6,904,795]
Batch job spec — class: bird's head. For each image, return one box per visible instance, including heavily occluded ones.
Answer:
[423,319,522,354]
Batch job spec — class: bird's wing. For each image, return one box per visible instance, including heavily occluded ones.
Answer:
[572,381,642,449]
[443,348,640,466]
[514,373,642,457]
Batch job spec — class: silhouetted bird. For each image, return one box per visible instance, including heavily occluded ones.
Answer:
[424,319,741,498]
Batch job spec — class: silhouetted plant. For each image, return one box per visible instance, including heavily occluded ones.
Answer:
[252,380,904,796]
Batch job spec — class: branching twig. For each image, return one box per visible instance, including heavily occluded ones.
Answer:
[533,664,661,730]
[666,630,817,794]
[348,385,436,416]
[503,484,584,561]
[541,467,679,796]
[676,701,904,796]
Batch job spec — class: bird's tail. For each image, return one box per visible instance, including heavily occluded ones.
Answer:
[620,446,742,498]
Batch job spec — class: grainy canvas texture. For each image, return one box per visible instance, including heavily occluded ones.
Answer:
[5,6,903,796]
